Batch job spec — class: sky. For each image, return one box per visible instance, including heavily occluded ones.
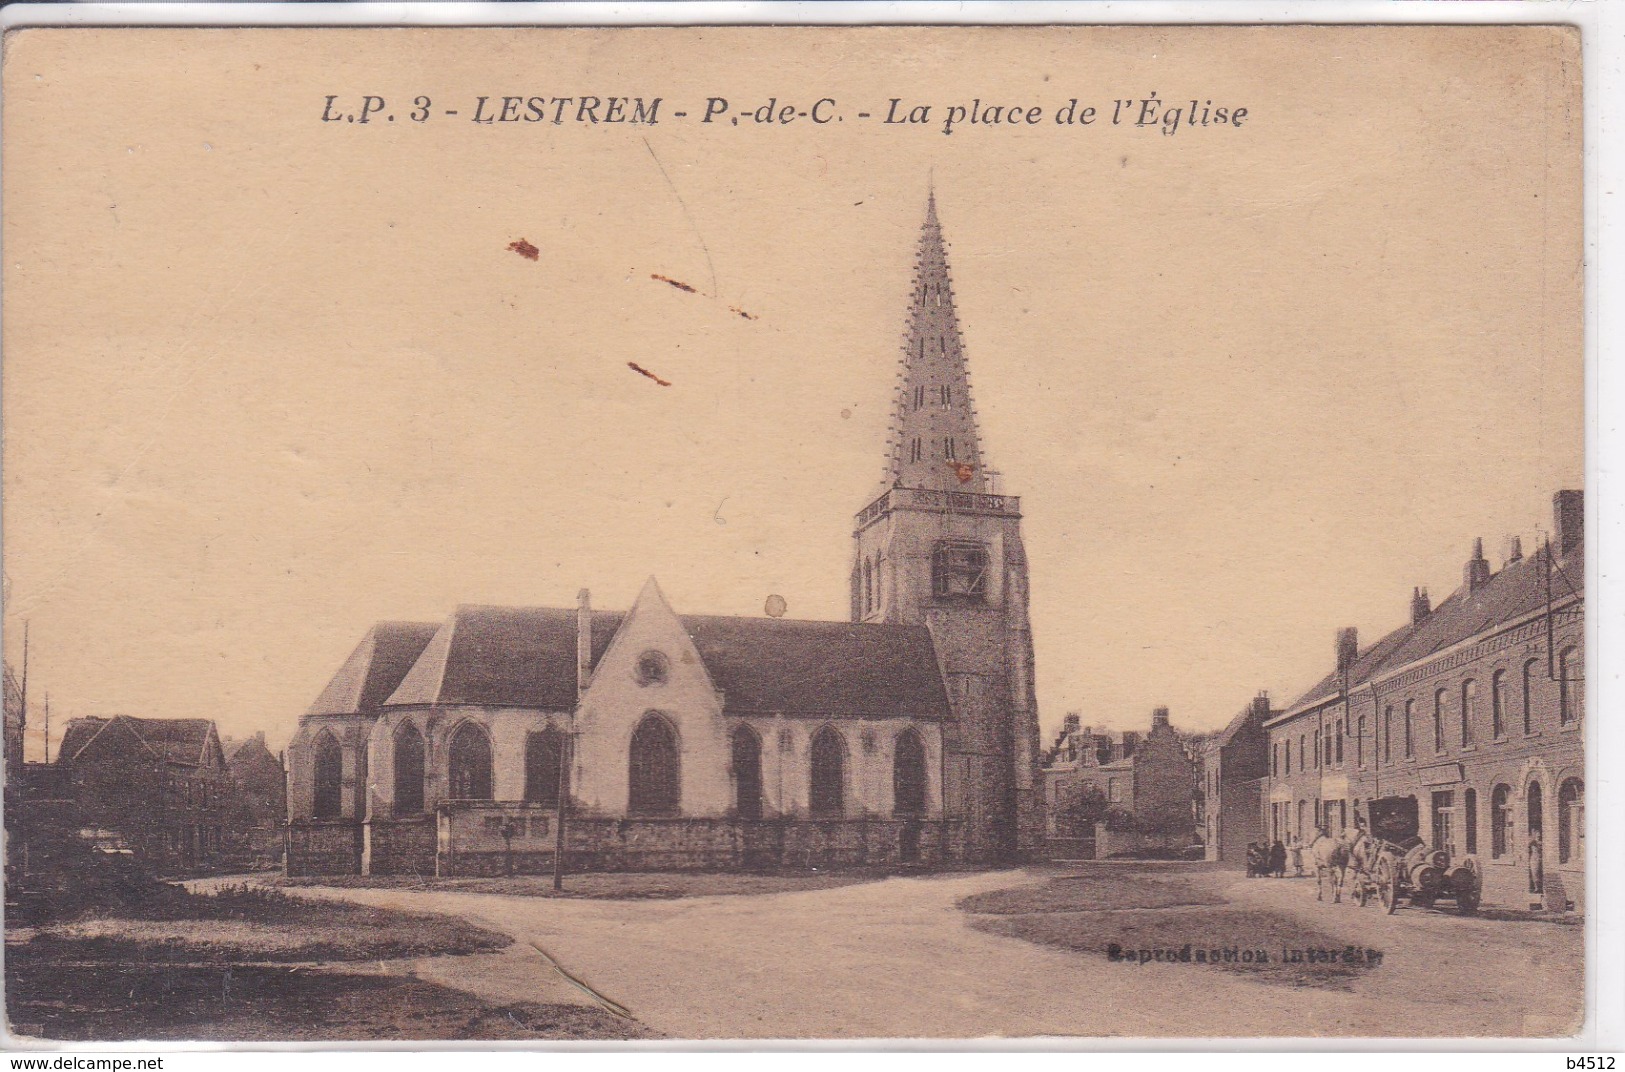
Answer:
[2,26,1582,756]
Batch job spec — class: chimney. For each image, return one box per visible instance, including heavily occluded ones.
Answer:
[1464,538,1491,593]
[1505,537,1524,567]
[576,588,593,699]
[1251,691,1271,718]
[1151,705,1170,730]
[1553,489,1583,556]
[1336,627,1359,674]
[1410,586,1431,625]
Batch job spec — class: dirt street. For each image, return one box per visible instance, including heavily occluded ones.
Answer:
[260,866,1584,1040]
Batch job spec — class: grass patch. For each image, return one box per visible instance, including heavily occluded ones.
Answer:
[13,884,510,964]
[5,960,654,1041]
[957,872,1227,915]
[273,870,883,900]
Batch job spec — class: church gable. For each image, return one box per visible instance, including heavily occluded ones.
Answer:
[574,578,728,817]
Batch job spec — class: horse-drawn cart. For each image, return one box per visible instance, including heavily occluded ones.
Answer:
[1351,795,1482,914]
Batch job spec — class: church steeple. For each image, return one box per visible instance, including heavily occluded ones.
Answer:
[885,192,990,493]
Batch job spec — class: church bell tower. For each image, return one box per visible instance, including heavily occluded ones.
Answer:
[849,192,1044,862]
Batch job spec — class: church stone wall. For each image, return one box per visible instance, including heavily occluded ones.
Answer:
[285,819,362,876]
[363,815,436,876]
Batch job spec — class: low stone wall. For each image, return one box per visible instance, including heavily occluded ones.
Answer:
[364,816,437,877]
[285,820,362,876]
[293,809,968,876]
[430,814,957,876]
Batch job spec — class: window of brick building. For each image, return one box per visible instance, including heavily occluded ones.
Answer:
[1433,690,1447,753]
[1492,670,1508,739]
[1404,699,1415,758]
[1559,648,1581,725]
[1491,784,1512,858]
[1559,778,1584,864]
[1464,786,1478,855]
[1523,659,1539,734]
[1460,679,1477,748]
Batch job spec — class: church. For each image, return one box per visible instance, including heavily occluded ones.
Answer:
[284,195,1046,875]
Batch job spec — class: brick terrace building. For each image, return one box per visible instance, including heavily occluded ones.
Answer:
[53,715,233,874]
[1264,491,1584,911]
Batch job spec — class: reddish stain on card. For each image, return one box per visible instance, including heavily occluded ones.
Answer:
[730,306,758,321]
[627,362,672,387]
[507,238,540,261]
[651,273,697,294]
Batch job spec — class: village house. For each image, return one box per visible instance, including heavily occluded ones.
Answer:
[1264,491,1584,911]
[1201,692,1272,866]
[284,194,1047,877]
[223,732,288,870]
[1042,706,1197,858]
[52,715,233,874]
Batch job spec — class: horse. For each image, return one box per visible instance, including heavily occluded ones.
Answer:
[1307,828,1352,902]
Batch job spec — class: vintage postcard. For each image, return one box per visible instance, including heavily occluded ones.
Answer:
[1,21,1588,1043]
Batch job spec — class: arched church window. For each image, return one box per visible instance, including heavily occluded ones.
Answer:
[809,726,846,818]
[393,722,425,815]
[931,541,988,602]
[629,713,680,816]
[894,729,928,816]
[313,730,343,819]
[944,437,956,461]
[731,725,763,820]
[447,723,493,800]
[910,437,923,463]
[524,727,564,806]
[913,385,925,411]
[940,385,951,406]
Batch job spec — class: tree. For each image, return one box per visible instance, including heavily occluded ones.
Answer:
[1054,782,1108,838]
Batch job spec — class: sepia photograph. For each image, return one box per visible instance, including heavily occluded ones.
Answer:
[0,19,1593,1044]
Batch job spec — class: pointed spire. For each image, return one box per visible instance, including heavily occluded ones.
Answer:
[883,191,989,492]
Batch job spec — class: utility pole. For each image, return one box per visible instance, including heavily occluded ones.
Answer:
[42,692,50,764]
[551,733,570,892]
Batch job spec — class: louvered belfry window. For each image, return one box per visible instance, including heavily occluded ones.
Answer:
[932,541,988,601]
